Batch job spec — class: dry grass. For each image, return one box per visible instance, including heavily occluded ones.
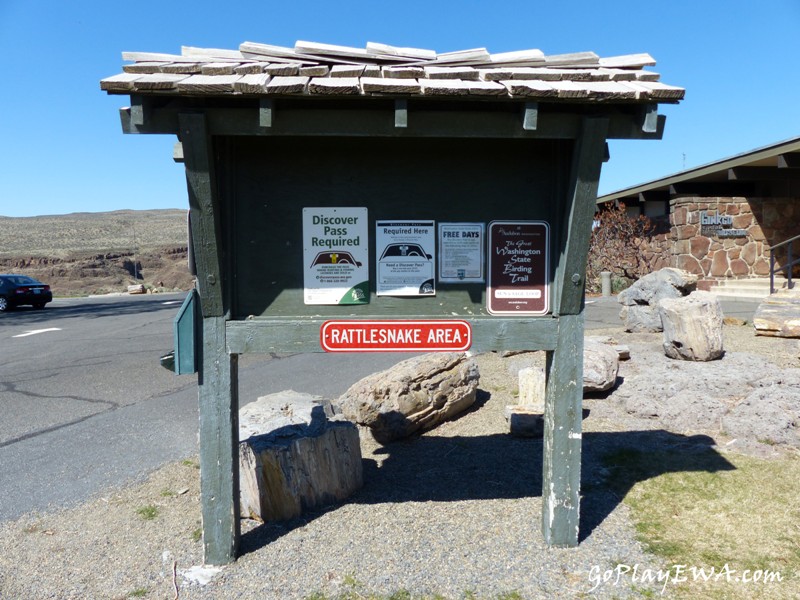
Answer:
[605,448,800,599]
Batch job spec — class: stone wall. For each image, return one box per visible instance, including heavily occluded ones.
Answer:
[666,196,799,289]
[641,222,671,273]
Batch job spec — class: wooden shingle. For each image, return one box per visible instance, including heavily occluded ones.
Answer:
[201,63,240,76]
[366,42,437,61]
[177,75,241,94]
[308,77,361,95]
[501,80,558,98]
[424,66,480,80]
[233,73,271,94]
[103,39,684,105]
[100,73,142,92]
[361,77,421,94]
[131,74,188,90]
[265,76,310,94]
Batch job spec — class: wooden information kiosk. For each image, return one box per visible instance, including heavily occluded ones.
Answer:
[102,40,683,564]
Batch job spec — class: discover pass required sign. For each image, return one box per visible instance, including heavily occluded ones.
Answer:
[320,320,472,352]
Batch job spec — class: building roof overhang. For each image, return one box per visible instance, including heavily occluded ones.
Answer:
[599,136,800,206]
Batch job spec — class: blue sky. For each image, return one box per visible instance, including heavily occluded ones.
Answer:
[1,0,799,217]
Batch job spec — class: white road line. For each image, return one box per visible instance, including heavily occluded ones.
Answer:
[162,301,183,305]
[12,328,62,338]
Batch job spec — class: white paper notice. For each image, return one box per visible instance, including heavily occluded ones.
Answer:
[438,222,485,282]
[303,207,369,305]
[375,220,436,296]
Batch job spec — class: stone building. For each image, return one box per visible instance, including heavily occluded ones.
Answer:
[598,137,800,297]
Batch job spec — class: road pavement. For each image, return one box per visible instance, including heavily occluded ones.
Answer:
[0,294,409,521]
[584,294,761,329]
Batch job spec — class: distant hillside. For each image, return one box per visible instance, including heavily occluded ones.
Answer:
[0,209,188,258]
[0,209,194,296]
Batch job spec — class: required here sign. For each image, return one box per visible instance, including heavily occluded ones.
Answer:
[320,320,472,352]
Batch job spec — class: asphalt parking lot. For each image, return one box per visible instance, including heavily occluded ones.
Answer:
[584,294,761,329]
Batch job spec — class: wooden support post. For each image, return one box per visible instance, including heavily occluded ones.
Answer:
[642,103,658,133]
[198,316,240,564]
[551,118,609,317]
[394,99,408,128]
[131,95,146,127]
[542,117,608,547]
[180,113,224,317]
[523,102,538,131]
[179,112,240,564]
[259,99,274,129]
[542,313,583,546]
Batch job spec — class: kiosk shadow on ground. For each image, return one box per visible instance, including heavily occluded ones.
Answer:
[240,413,735,555]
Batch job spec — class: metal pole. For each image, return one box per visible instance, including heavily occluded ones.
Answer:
[770,251,775,294]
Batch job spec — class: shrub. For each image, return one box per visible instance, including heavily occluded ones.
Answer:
[587,203,656,293]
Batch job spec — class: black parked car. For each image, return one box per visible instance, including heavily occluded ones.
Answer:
[0,274,53,311]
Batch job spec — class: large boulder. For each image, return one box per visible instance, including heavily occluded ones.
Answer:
[583,340,620,392]
[336,352,479,443]
[753,292,800,338]
[239,391,363,522]
[618,268,698,332]
[658,291,724,361]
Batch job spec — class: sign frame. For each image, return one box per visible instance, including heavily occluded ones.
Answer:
[487,220,550,315]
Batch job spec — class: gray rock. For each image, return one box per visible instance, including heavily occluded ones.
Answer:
[506,366,546,438]
[517,366,546,411]
[753,292,800,338]
[615,348,770,406]
[658,291,724,361]
[658,391,728,433]
[607,336,800,449]
[619,304,664,333]
[336,352,479,443]
[722,388,800,447]
[583,340,620,393]
[751,369,800,388]
[239,391,363,522]
[586,335,630,360]
[624,394,664,419]
[618,268,697,332]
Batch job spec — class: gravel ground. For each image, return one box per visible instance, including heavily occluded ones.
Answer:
[0,323,796,600]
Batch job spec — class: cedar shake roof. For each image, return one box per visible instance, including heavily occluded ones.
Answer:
[101,40,684,104]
